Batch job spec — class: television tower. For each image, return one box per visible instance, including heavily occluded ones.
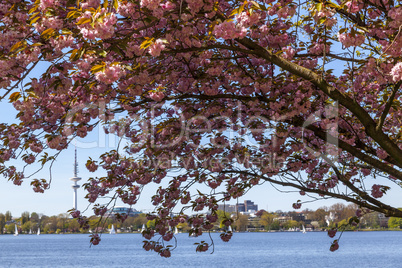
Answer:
[70,147,81,211]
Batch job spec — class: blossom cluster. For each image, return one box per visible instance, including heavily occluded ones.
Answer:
[390,62,402,82]
[95,64,126,84]
[148,39,166,56]
[77,10,117,40]
[213,21,247,40]
[338,32,365,48]
[371,184,384,198]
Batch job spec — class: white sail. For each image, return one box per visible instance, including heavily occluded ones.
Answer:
[29,229,32,235]
[14,225,18,236]
[110,224,116,235]
[37,228,40,235]
[141,224,146,232]
[228,226,232,232]
[302,225,306,234]
[174,227,179,234]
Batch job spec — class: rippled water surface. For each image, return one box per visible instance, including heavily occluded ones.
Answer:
[0,231,400,267]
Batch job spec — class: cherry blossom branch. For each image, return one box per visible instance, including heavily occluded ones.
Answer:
[0,57,42,101]
[221,170,402,217]
[298,119,402,178]
[321,154,400,217]
[235,37,402,167]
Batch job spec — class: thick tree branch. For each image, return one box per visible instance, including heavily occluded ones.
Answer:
[297,118,402,179]
[163,92,402,178]
[235,37,402,168]
[222,170,402,218]
[321,154,401,217]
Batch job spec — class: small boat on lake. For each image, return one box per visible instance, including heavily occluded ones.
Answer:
[14,225,18,236]
[110,224,116,235]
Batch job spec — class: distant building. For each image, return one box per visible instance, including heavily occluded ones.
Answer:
[274,216,292,224]
[218,200,258,213]
[236,203,246,212]
[378,213,389,228]
[240,211,257,217]
[290,212,306,222]
[218,204,237,213]
[244,200,258,212]
[109,207,142,217]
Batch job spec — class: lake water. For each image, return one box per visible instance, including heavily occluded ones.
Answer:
[0,231,400,267]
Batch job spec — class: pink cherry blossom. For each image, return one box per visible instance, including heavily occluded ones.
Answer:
[213,21,247,40]
[390,62,402,82]
[90,233,101,245]
[149,91,165,102]
[330,240,339,252]
[328,228,337,238]
[338,32,365,48]
[148,39,166,56]
[371,184,384,198]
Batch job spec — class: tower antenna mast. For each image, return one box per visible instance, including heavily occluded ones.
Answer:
[70,146,82,211]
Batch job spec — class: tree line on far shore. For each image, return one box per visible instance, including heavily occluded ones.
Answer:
[0,211,149,234]
[1,203,401,235]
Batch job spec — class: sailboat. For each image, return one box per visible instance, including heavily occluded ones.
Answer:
[174,227,179,235]
[141,224,146,233]
[14,225,18,236]
[302,225,306,234]
[228,226,232,232]
[37,228,40,236]
[110,224,116,235]
[29,229,32,235]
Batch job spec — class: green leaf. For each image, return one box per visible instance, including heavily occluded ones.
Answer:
[29,16,41,25]
[69,49,78,61]
[61,29,73,35]
[113,0,119,9]
[67,10,79,19]
[41,28,55,37]
[91,64,106,73]
[140,38,154,49]
[250,1,267,11]
[10,41,27,53]
[76,17,91,25]
[99,50,108,57]
[9,92,21,103]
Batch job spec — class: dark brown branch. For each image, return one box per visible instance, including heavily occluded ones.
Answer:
[376,81,402,131]
[235,37,402,168]
[321,154,401,217]
[295,53,361,63]
[297,118,402,179]
[222,170,402,218]
[165,44,257,56]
